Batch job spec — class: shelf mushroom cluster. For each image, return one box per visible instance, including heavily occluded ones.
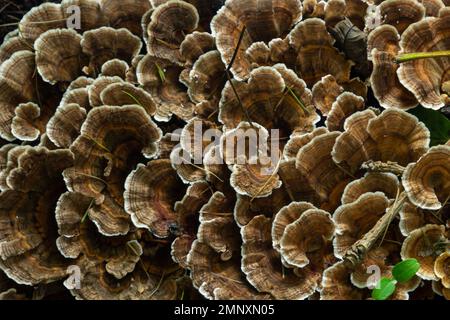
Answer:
[0,0,449,300]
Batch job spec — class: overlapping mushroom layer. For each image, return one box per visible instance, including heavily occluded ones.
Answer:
[0,0,449,301]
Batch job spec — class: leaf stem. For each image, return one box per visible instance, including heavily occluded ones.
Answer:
[396,51,450,63]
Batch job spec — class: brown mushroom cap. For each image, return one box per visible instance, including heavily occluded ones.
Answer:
[283,127,328,160]
[0,147,74,285]
[0,51,37,141]
[333,109,430,173]
[241,215,319,299]
[87,76,124,107]
[124,159,187,238]
[325,92,365,131]
[341,172,400,205]
[397,14,450,110]
[333,192,390,258]
[272,201,317,253]
[100,82,157,116]
[368,25,418,110]
[11,103,42,141]
[211,0,303,80]
[136,54,195,121]
[401,224,447,280]
[311,75,344,117]
[280,209,335,268]
[219,66,318,134]
[100,0,152,36]
[402,145,450,210]
[101,59,129,79]
[63,105,162,236]
[35,29,86,84]
[296,131,350,212]
[61,0,108,32]
[146,0,199,63]
[60,87,90,111]
[399,200,444,236]
[18,3,66,44]
[419,0,445,16]
[81,27,142,77]
[287,18,352,87]
[379,0,425,34]
[46,104,87,148]
[0,146,24,191]
[187,240,270,300]
[435,251,450,288]
[321,262,365,299]
[183,50,226,104]
[0,36,32,65]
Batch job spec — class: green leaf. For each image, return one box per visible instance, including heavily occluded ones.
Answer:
[372,278,397,300]
[155,63,166,83]
[392,259,420,283]
[409,106,450,146]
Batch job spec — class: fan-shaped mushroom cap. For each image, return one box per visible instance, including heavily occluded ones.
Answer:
[326,92,365,131]
[60,86,90,111]
[333,109,430,173]
[124,159,187,238]
[333,192,390,258]
[399,201,444,236]
[272,202,317,253]
[180,31,215,66]
[397,14,450,110]
[402,145,450,210]
[401,224,447,280]
[136,54,195,121]
[101,59,129,79]
[46,103,87,148]
[0,147,74,285]
[280,209,335,268]
[183,50,226,104]
[0,146,25,191]
[368,25,418,110]
[187,240,270,300]
[230,153,282,199]
[61,0,108,32]
[311,75,344,117]
[419,0,445,16]
[63,106,161,236]
[296,131,350,211]
[171,181,211,267]
[219,66,318,133]
[67,76,94,91]
[379,0,426,34]
[146,0,199,63]
[283,127,328,159]
[288,18,352,87]
[100,82,157,116]
[435,251,450,288]
[324,0,346,27]
[18,3,66,44]
[81,27,142,77]
[241,215,319,299]
[100,0,152,36]
[0,51,37,141]
[35,29,86,84]
[341,172,400,205]
[11,103,42,141]
[211,0,302,80]
[87,76,124,107]
[0,37,32,65]
[320,261,365,300]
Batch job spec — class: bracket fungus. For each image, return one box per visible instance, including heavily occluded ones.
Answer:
[1,0,449,301]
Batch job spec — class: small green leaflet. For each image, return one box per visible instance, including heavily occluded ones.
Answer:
[409,106,450,146]
[392,259,420,283]
[372,278,397,300]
